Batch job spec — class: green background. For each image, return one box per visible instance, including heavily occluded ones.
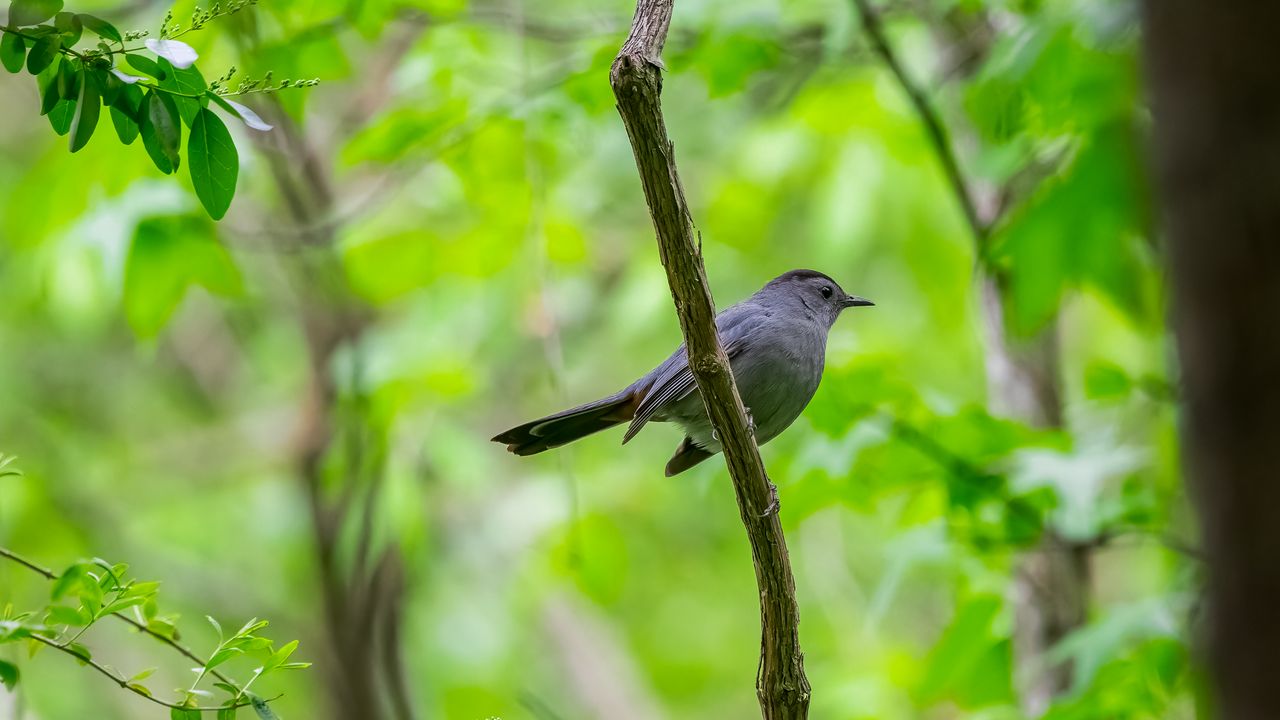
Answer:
[0,0,1195,717]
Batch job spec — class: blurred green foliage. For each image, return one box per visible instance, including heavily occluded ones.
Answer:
[0,0,1195,718]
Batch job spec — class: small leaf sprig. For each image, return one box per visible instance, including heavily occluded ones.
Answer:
[159,0,258,41]
[0,545,310,717]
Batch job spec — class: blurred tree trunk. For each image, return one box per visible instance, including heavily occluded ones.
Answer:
[1143,3,1280,719]
[981,275,1086,715]
[228,15,428,720]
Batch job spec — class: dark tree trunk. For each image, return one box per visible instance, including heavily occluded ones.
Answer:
[1142,4,1280,719]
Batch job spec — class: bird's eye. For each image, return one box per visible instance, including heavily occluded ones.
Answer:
[820,285,833,299]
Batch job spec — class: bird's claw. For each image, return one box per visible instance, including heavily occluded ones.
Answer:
[758,480,780,518]
[745,409,756,438]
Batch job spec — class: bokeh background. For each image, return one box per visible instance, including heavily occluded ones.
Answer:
[0,0,1196,718]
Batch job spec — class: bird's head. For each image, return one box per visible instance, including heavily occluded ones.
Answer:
[764,269,874,327]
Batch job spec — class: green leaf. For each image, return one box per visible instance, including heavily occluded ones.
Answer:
[140,90,181,174]
[53,11,80,45]
[69,67,100,153]
[123,52,162,79]
[65,642,92,665]
[159,58,206,126]
[0,659,17,689]
[127,682,153,697]
[251,697,280,720]
[110,83,142,144]
[146,618,178,640]
[206,615,223,641]
[55,53,77,97]
[38,59,61,114]
[121,580,160,599]
[206,646,243,669]
[260,639,298,675]
[77,13,121,42]
[188,108,238,220]
[1084,361,1133,400]
[128,667,157,682]
[123,215,242,336]
[171,707,200,720]
[217,707,238,720]
[235,618,267,637]
[915,595,1014,708]
[0,32,25,73]
[46,605,89,626]
[25,34,59,75]
[8,0,63,26]
[51,563,87,600]
[78,577,103,616]
[101,595,147,615]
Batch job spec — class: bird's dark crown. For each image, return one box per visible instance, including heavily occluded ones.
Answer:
[769,269,838,287]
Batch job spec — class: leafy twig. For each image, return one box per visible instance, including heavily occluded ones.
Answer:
[0,547,240,689]
[25,634,279,712]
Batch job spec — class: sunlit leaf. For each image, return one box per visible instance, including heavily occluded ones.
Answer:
[51,563,87,600]
[159,58,206,126]
[145,38,197,69]
[208,92,272,131]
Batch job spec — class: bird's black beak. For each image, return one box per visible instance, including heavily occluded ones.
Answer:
[841,294,875,308]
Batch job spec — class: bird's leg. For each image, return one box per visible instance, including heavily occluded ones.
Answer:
[744,407,756,438]
[758,475,780,518]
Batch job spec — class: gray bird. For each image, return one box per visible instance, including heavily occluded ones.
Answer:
[493,270,873,476]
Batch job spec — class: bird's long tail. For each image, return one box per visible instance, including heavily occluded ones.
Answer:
[492,389,638,456]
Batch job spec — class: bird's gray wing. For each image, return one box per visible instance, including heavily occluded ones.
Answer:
[622,302,764,444]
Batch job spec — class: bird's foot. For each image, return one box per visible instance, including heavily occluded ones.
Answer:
[745,409,756,438]
[758,479,780,518]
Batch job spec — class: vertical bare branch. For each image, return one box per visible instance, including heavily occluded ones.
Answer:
[609,1,811,717]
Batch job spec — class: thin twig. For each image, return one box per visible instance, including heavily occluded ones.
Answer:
[848,0,989,248]
[26,633,280,711]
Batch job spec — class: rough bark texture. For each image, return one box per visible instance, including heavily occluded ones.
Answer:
[610,1,811,717]
[850,1,1086,712]
[1143,3,1280,719]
